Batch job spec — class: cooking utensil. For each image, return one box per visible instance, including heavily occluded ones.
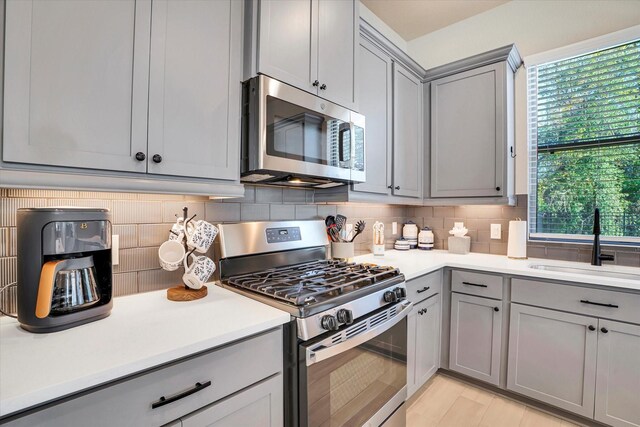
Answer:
[335,215,347,231]
[325,215,336,227]
[349,220,366,242]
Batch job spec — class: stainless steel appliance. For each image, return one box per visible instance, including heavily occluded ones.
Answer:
[217,220,409,427]
[241,75,365,188]
[16,207,113,333]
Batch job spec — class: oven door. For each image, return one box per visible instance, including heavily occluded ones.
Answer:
[300,300,411,427]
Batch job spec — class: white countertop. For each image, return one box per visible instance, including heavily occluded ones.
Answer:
[354,250,640,292]
[0,285,290,418]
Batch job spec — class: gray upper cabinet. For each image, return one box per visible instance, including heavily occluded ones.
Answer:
[507,303,597,418]
[594,320,640,427]
[352,36,392,195]
[426,44,520,203]
[147,0,241,180]
[449,292,502,386]
[254,0,357,110]
[392,64,423,199]
[3,0,150,173]
[431,63,506,198]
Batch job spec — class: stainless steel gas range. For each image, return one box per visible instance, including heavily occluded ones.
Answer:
[216,220,410,427]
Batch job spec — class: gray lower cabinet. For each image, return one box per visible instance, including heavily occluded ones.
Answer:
[351,35,392,196]
[146,0,241,180]
[392,64,423,199]
[449,292,502,385]
[594,320,640,427]
[407,294,441,397]
[180,374,283,427]
[3,0,149,173]
[507,303,598,418]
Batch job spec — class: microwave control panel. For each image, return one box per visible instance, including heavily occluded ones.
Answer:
[266,227,301,243]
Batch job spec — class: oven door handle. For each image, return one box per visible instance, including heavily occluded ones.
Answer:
[305,300,412,366]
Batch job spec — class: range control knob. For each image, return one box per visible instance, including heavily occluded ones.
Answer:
[321,315,339,331]
[383,290,398,303]
[337,309,354,325]
[394,287,406,299]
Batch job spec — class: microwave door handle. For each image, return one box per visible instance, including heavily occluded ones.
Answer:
[305,300,413,367]
[350,122,356,170]
[338,127,346,163]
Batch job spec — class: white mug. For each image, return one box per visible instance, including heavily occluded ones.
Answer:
[186,220,218,253]
[182,254,215,290]
[158,240,186,271]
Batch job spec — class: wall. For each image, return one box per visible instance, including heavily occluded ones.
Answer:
[0,187,411,315]
[359,1,408,54]
[407,0,640,195]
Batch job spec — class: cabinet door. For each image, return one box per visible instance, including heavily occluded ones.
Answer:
[449,293,501,385]
[595,320,640,427]
[147,0,241,180]
[352,36,392,195]
[181,374,283,427]
[393,64,423,198]
[317,0,357,109]
[415,294,441,390]
[3,0,150,172]
[407,304,418,397]
[507,304,597,418]
[431,63,505,197]
[257,0,317,94]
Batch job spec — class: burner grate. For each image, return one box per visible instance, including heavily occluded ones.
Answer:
[226,260,400,306]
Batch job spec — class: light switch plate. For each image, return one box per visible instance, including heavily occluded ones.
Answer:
[112,235,120,265]
[392,222,398,235]
[490,224,501,239]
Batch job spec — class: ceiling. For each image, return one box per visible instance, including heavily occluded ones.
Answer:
[361,0,510,41]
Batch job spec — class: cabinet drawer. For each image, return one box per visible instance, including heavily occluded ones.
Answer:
[5,328,282,427]
[512,278,640,325]
[407,270,442,303]
[451,270,503,300]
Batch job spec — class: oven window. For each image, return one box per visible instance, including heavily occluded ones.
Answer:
[303,318,407,427]
[266,96,350,167]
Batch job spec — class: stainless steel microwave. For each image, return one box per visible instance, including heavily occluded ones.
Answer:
[241,75,365,188]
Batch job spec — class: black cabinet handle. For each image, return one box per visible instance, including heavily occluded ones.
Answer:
[152,381,211,409]
[494,307,500,312]
[462,281,488,288]
[320,84,327,90]
[394,186,400,190]
[312,80,319,87]
[588,325,596,331]
[601,327,609,334]
[580,300,619,308]
[135,152,146,161]
[496,186,501,191]
[416,286,430,294]
[152,154,163,164]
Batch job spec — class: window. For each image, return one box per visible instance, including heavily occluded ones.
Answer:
[528,37,640,245]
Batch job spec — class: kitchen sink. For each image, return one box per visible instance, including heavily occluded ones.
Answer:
[528,264,640,281]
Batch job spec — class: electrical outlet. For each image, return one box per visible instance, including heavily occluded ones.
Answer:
[392,222,398,235]
[490,224,501,239]
[112,235,120,265]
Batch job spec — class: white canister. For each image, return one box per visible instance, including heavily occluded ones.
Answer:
[402,222,418,239]
[418,227,434,250]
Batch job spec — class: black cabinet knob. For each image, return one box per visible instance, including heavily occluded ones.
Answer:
[601,327,609,334]
[320,84,327,90]
[336,309,353,325]
[494,307,500,312]
[135,152,146,161]
[395,186,400,190]
[312,80,319,87]
[387,185,393,189]
[152,154,163,163]
[588,325,596,331]
[496,186,501,191]
[321,315,339,331]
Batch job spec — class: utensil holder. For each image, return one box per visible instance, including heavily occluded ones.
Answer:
[331,242,354,260]
[372,244,385,256]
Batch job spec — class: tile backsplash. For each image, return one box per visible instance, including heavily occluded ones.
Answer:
[1,189,638,316]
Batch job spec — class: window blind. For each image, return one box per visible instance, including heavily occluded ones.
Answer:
[528,39,640,241]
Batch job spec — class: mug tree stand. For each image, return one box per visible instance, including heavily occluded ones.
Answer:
[166,206,209,302]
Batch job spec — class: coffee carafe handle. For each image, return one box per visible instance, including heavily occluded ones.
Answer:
[36,260,66,319]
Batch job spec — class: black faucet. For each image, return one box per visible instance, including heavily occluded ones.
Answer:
[591,208,615,266]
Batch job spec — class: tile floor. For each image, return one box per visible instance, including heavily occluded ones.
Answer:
[407,374,582,427]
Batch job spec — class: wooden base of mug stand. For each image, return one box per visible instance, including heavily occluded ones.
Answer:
[167,284,208,301]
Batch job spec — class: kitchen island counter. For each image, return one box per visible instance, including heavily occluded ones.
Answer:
[0,285,290,419]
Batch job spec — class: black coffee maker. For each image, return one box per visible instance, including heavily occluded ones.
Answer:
[17,207,113,333]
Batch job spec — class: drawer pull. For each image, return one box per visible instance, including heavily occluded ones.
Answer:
[416,286,430,294]
[152,380,212,409]
[601,327,609,334]
[580,300,619,308]
[462,281,487,288]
